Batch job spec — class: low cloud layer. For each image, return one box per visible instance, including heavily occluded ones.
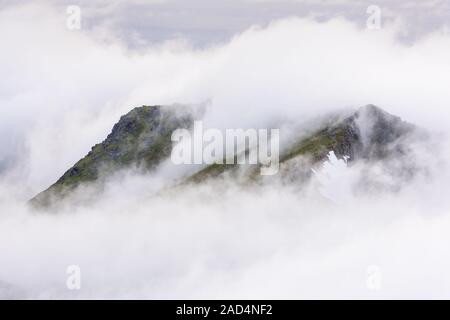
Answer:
[1,2,450,298]
[2,152,450,299]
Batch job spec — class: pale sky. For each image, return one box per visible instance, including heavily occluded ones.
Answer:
[2,0,450,46]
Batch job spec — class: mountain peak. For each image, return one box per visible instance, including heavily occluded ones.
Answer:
[358,104,385,114]
[30,104,194,207]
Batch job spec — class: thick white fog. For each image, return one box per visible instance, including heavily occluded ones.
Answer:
[1,2,450,299]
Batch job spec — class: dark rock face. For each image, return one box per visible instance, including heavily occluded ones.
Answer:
[281,105,417,166]
[30,105,194,207]
[352,104,417,160]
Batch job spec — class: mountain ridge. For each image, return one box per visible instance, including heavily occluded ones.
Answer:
[30,104,419,208]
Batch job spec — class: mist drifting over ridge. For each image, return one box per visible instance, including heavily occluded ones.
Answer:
[1,1,450,299]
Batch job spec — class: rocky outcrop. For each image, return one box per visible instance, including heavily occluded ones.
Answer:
[30,105,194,207]
[188,105,418,183]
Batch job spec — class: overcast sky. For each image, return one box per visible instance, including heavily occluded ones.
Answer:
[2,0,450,46]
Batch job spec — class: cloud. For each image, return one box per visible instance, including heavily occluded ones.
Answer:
[2,155,450,299]
[1,2,450,298]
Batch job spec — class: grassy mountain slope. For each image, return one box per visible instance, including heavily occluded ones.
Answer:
[31,105,193,207]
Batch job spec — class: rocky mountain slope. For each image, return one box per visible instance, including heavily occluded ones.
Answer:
[187,104,418,183]
[30,104,420,207]
[31,105,193,207]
